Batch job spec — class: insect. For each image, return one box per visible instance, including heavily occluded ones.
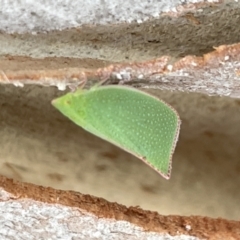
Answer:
[52,85,181,179]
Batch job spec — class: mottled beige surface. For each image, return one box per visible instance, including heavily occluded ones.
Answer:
[0,85,239,220]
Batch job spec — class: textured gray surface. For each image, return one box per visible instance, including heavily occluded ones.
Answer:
[0,190,198,240]
[1,3,240,61]
[0,0,210,34]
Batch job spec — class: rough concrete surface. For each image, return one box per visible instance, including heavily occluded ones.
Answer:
[0,1,240,61]
[1,177,240,239]
[1,44,240,99]
[0,194,199,240]
[0,0,221,34]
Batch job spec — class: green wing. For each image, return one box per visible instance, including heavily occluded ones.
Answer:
[79,86,181,179]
